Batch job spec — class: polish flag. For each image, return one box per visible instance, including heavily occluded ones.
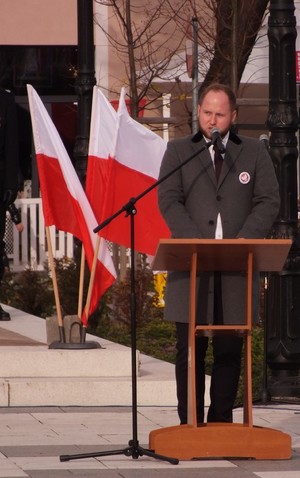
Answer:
[86,87,170,256]
[27,85,116,324]
[86,86,117,227]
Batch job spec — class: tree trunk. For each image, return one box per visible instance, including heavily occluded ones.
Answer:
[200,0,269,92]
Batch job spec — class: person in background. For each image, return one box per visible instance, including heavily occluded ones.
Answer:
[7,202,24,234]
[158,83,280,424]
[0,89,19,320]
[0,202,24,281]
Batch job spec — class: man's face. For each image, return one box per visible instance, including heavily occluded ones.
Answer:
[198,90,237,139]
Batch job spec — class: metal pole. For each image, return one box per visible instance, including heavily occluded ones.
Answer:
[266,0,300,400]
[74,0,96,186]
[192,17,199,134]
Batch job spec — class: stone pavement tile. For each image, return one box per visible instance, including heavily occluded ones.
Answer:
[0,326,45,346]
[233,405,300,447]
[11,455,106,471]
[0,452,27,478]
[0,411,113,447]
[138,406,180,428]
[0,432,108,448]
[231,449,300,473]
[95,456,236,470]
[0,412,48,430]
[1,445,82,458]
[59,406,133,414]
[253,473,300,478]
[0,429,109,450]
[0,407,64,415]
[27,472,132,477]
[27,473,87,478]
[32,411,133,434]
[25,473,116,478]
[15,408,176,448]
[0,471,27,478]
[116,469,257,478]
[254,410,298,432]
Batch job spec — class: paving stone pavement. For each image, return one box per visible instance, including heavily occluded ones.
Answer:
[0,403,299,478]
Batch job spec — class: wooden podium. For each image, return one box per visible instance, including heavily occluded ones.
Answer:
[149,239,292,460]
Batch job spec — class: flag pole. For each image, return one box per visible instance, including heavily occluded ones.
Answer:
[80,235,101,343]
[45,226,65,344]
[46,231,100,350]
[77,247,86,318]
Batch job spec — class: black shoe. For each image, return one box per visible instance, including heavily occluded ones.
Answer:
[0,306,10,321]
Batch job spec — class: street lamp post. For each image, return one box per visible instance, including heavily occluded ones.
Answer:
[266,0,300,399]
[74,0,96,186]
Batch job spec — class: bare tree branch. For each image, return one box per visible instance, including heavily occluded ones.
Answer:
[94,0,269,125]
[199,0,269,93]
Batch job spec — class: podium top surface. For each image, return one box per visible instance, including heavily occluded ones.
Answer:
[151,239,292,272]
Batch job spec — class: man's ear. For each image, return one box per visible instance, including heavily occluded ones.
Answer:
[232,109,237,124]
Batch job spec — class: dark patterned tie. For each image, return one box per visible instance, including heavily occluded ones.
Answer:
[213,144,223,323]
[214,144,223,182]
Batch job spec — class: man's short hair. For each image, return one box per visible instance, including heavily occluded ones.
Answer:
[198,83,237,112]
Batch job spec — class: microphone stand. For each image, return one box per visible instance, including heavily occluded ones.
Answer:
[60,143,210,465]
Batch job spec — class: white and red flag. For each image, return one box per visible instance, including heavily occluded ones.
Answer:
[86,86,117,228]
[86,87,170,256]
[27,84,116,325]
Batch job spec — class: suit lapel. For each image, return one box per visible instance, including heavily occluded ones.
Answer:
[191,130,243,189]
[217,133,243,188]
[191,131,216,185]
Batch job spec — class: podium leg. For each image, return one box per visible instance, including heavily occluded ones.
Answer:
[187,252,198,426]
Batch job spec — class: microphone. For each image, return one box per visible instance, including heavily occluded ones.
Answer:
[259,133,269,150]
[211,127,226,153]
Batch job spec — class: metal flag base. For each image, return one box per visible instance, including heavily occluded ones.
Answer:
[48,323,102,349]
[48,340,101,349]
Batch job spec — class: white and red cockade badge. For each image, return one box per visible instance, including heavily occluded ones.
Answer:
[239,172,250,184]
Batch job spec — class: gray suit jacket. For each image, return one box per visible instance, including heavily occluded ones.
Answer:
[158,130,280,325]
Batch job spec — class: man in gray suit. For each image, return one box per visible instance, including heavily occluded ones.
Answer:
[158,83,280,424]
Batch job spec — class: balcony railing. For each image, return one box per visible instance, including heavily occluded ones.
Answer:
[5,198,73,272]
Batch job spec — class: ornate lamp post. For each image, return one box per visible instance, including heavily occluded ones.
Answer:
[74,0,96,186]
[266,0,300,399]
